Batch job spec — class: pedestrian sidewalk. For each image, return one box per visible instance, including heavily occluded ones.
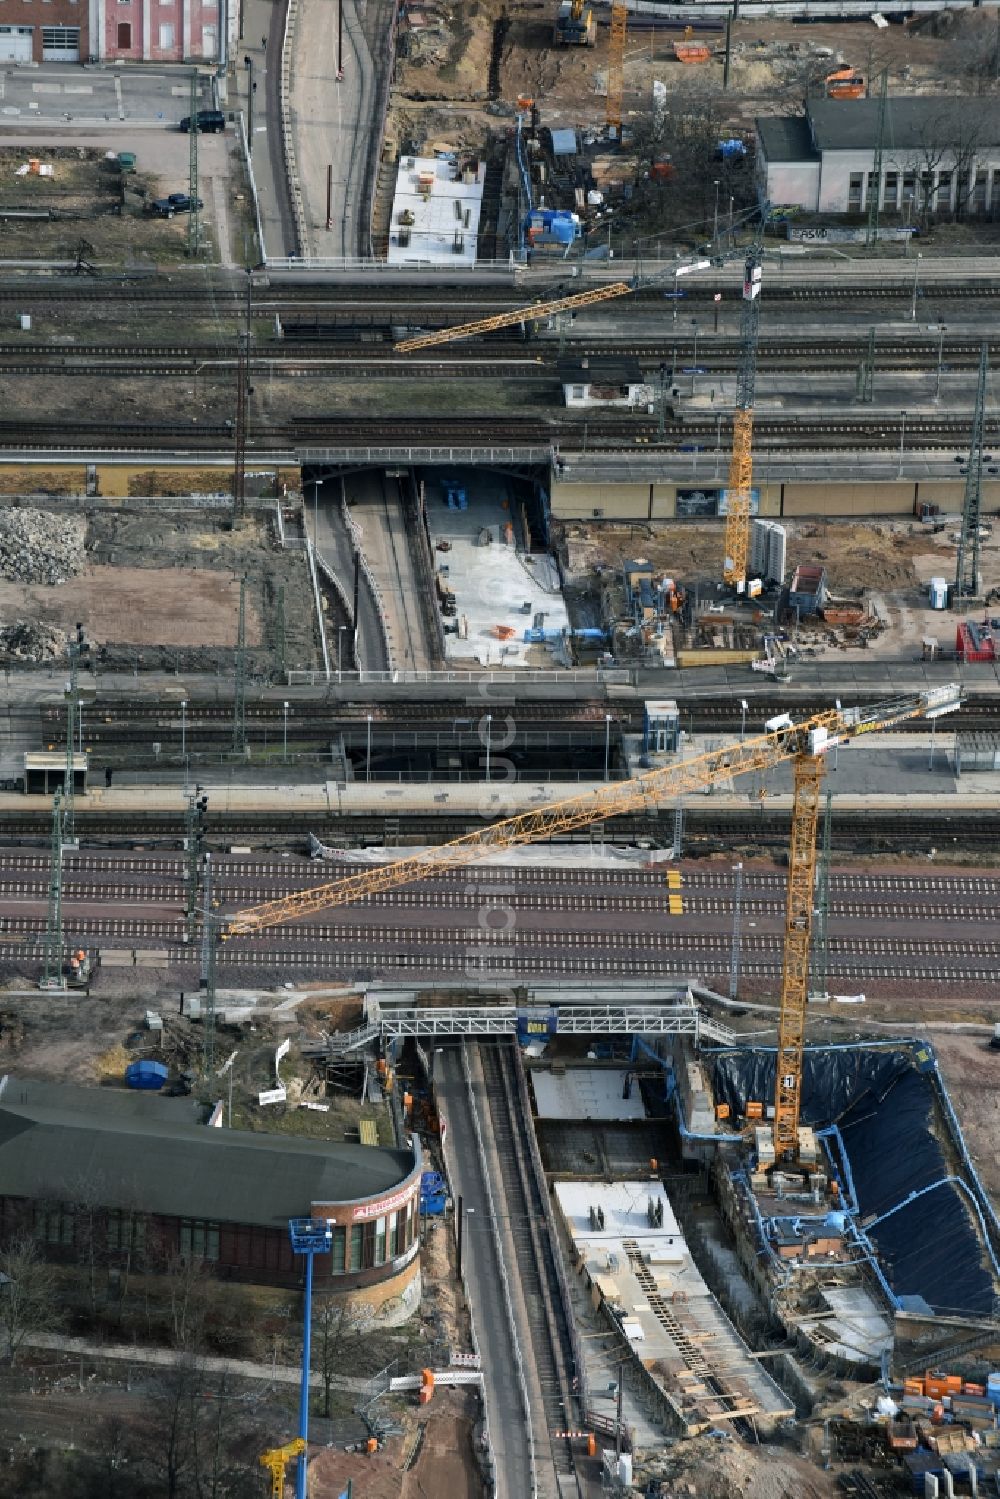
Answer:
[230,0,297,258]
[25,1330,368,1392]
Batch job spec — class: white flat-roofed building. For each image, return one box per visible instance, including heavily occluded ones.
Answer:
[386,155,486,268]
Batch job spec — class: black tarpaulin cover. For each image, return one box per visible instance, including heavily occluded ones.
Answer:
[710,1046,993,1316]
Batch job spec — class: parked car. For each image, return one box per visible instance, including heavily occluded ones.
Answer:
[179,109,226,133]
[147,193,204,218]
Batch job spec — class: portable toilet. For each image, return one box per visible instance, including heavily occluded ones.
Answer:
[929,577,948,610]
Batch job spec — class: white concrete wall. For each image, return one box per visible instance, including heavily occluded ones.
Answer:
[763,160,820,211]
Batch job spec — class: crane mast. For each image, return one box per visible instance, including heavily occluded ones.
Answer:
[224,688,961,1160]
[722,252,762,593]
[773,755,824,1161]
[606,1,627,131]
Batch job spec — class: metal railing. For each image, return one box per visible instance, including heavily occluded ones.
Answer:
[286,666,633,686]
[279,0,308,255]
[304,538,331,682]
[263,255,524,274]
[234,110,266,264]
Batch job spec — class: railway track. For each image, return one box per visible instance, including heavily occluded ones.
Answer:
[0,409,994,453]
[478,1041,583,1497]
[0,804,997,853]
[5,333,996,362]
[35,690,1000,738]
[0,851,997,986]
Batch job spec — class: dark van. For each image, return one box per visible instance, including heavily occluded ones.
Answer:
[180,110,226,133]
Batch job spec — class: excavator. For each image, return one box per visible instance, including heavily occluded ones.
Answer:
[554,0,595,46]
[223,684,962,1165]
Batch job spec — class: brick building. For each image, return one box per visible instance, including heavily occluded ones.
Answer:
[0,1074,423,1323]
[96,0,223,64]
[0,0,224,63]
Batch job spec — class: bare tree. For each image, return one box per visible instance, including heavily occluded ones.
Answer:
[625,90,753,244]
[313,1295,374,1418]
[162,1252,213,1352]
[889,103,991,227]
[143,1359,202,1499]
[0,1233,62,1366]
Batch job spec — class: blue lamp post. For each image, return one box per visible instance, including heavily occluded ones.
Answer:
[289,1217,333,1499]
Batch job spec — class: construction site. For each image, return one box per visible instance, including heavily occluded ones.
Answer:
[4,0,1000,1487]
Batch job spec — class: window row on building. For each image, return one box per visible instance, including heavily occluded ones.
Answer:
[847,167,997,216]
[1,1193,421,1284]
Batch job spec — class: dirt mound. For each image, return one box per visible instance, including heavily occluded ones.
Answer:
[638,1433,839,1499]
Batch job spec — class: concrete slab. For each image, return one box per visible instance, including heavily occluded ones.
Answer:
[555,1179,684,1244]
[554,1179,795,1432]
[424,468,569,668]
[386,155,485,268]
[533,1067,646,1122]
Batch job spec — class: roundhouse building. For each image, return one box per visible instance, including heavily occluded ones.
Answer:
[0,1074,422,1323]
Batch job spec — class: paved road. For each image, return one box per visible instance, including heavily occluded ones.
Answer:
[437,1045,535,1499]
[312,477,391,672]
[346,472,436,672]
[289,0,375,256]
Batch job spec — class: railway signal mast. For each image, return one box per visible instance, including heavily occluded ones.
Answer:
[40,787,64,990]
[955,341,989,599]
[223,686,962,1165]
[62,625,88,847]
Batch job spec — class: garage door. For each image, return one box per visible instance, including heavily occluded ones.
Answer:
[42,26,80,61]
[0,26,34,63]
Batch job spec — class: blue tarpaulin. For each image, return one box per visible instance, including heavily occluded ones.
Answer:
[710,1046,994,1317]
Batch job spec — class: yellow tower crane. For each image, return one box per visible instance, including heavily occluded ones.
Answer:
[606,0,628,131]
[259,1439,306,1499]
[394,281,633,354]
[723,250,763,595]
[224,686,961,1162]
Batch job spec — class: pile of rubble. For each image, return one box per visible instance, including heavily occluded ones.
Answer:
[0,507,86,585]
[0,619,65,662]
